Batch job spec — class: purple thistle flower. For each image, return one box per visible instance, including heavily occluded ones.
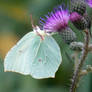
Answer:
[40,6,70,32]
[86,0,92,7]
[70,12,82,22]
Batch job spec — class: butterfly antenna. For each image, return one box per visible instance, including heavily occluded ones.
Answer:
[30,14,36,29]
[30,15,44,40]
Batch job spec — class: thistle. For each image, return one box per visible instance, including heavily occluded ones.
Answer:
[59,27,77,44]
[86,0,92,7]
[40,6,76,44]
[70,0,86,15]
[70,12,91,30]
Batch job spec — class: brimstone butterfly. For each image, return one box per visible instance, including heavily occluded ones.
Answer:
[4,26,62,79]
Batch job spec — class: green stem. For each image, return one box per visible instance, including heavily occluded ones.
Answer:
[74,51,79,70]
[70,29,90,92]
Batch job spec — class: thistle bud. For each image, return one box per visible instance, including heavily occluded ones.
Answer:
[70,0,86,15]
[70,12,91,30]
[59,27,77,44]
[84,14,91,29]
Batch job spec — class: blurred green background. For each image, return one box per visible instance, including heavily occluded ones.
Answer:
[0,0,92,92]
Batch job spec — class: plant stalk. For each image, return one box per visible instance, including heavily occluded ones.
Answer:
[70,29,90,92]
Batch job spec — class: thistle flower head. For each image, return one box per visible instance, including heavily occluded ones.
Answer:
[70,12,82,22]
[70,12,91,30]
[40,6,70,32]
[86,0,92,7]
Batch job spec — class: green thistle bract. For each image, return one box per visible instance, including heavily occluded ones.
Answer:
[59,27,77,44]
[71,0,86,15]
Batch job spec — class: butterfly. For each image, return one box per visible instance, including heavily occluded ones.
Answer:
[4,25,62,79]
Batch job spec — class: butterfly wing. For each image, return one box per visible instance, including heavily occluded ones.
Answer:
[4,32,40,74]
[4,32,62,79]
[30,36,62,79]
